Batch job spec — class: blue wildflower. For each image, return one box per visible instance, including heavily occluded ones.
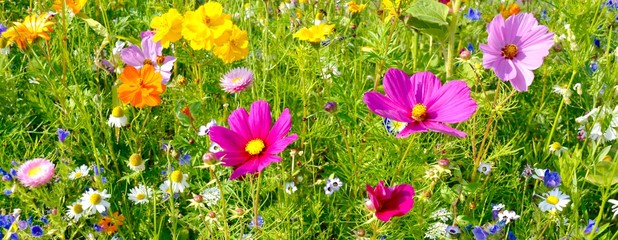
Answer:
[57,128,69,143]
[93,224,103,232]
[249,216,264,228]
[101,177,108,183]
[543,170,561,188]
[379,235,386,240]
[40,216,48,225]
[584,219,598,234]
[541,10,548,20]
[472,226,489,240]
[3,190,12,196]
[593,38,601,48]
[9,233,18,240]
[31,225,43,238]
[446,225,461,235]
[0,168,13,181]
[590,61,599,72]
[179,152,191,165]
[507,231,516,240]
[465,8,481,21]
[161,143,170,152]
[321,39,331,47]
[489,220,506,234]
[0,215,15,229]
[467,43,475,52]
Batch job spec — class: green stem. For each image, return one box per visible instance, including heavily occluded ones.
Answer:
[545,70,577,147]
[253,172,263,232]
[445,0,462,78]
[391,135,417,184]
[210,169,230,240]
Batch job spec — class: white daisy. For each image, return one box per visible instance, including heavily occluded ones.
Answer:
[539,189,570,212]
[127,153,145,172]
[498,210,520,224]
[128,184,153,205]
[608,199,618,219]
[285,182,297,194]
[162,170,189,193]
[80,188,111,215]
[66,202,86,221]
[548,142,568,156]
[198,120,217,136]
[69,165,90,180]
[107,106,128,128]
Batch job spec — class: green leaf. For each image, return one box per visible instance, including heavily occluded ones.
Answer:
[177,111,192,127]
[585,161,618,187]
[77,13,109,38]
[404,0,450,38]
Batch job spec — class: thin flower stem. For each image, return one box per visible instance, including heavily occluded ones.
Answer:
[545,70,577,147]
[391,135,417,184]
[370,219,379,240]
[253,171,263,233]
[334,115,356,194]
[210,169,230,240]
[445,0,462,78]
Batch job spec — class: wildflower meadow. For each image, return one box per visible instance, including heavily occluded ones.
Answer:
[2,0,618,239]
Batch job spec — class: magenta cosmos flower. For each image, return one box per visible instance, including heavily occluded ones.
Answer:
[363,69,477,138]
[220,67,254,94]
[121,31,176,84]
[480,13,554,92]
[366,181,415,222]
[16,158,55,188]
[210,100,298,180]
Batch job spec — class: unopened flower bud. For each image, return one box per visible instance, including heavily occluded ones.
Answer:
[438,158,450,167]
[365,199,375,211]
[357,229,366,237]
[459,49,471,60]
[171,150,180,159]
[324,101,337,113]
[202,152,217,164]
[193,194,203,203]
[208,211,216,218]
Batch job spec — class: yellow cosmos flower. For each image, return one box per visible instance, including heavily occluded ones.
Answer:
[182,2,233,50]
[52,0,88,14]
[346,1,366,14]
[292,24,334,43]
[2,14,55,50]
[150,8,184,48]
[213,25,249,64]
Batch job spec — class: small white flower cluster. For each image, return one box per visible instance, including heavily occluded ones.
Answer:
[201,187,221,207]
[576,105,618,143]
[430,208,452,222]
[424,222,450,240]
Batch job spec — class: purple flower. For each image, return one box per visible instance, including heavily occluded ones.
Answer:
[31,225,43,237]
[584,219,598,234]
[57,128,69,143]
[480,13,554,92]
[18,220,28,230]
[543,169,561,188]
[0,23,7,35]
[121,31,176,84]
[324,102,338,113]
[472,226,489,240]
[249,215,264,228]
[446,225,461,235]
[465,8,481,21]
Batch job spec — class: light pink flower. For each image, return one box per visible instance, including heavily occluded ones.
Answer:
[363,69,477,138]
[210,100,298,179]
[220,67,254,94]
[16,158,55,188]
[480,13,554,91]
[366,181,415,222]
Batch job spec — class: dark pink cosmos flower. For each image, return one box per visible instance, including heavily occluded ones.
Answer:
[363,68,477,138]
[480,13,554,92]
[210,100,298,180]
[366,181,415,222]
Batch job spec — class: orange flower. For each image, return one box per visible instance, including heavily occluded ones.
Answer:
[2,14,55,50]
[118,65,166,108]
[98,212,125,235]
[500,3,520,19]
[52,0,88,14]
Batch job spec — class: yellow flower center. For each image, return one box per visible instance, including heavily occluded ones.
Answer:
[73,204,83,214]
[501,44,518,59]
[136,193,146,200]
[112,106,125,118]
[27,166,42,177]
[232,77,242,84]
[551,142,561,151]
[90,193,102,205]
[74,172,82,178]
[171,170,183,183]
[392,121,404,130]
[203,17,212,25]
[129,153,143,166]
[411,104,428,121]
[245,139,266,155]
[546,196,559,205]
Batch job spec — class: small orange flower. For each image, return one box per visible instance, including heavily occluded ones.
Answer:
[500,3,520,19]
[118,65,166,108]
[98,212,124,235]
[52,0,88,14]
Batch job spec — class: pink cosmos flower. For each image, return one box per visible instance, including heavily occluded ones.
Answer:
[210,100,298,180]
[480,13,554,92]
[121,31,176,84]
[363,69,477,138]
[220,67,254,94]
[366,181,415,222]
[16,158,55,188]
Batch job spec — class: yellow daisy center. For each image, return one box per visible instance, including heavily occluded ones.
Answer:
[551,142,561,151]
[411,104,428,121]
[27,166,42,177]
[232,77,242,84]
[129,153,143,166]
[73,204,83,214]
[392,121,404,130]
[546,196,559,205]
[112,106,125,118]
[74,172,82,178]
[501,44,518,59]
[90,193,102,205]
[171,170,183,183]
[136,193,146,200]
[245,139,266,155]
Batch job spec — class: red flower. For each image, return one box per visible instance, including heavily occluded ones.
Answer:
[366,181,415,222]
